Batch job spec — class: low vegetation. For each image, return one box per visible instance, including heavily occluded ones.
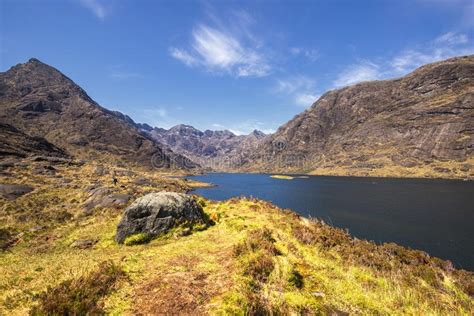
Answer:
[123,233,152,246]
[0,161,473,314]
[30,261,125,315]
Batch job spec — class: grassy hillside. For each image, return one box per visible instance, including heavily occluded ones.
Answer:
[0,162,473,314]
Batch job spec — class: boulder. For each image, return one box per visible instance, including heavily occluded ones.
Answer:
[0,184,34,200]
[115,192,208,244]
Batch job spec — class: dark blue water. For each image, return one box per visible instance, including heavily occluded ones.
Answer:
[189,173,474,271]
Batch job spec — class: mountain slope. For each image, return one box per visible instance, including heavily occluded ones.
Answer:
[0,122,68,159]
[240,55,474,179]
[148,124,266,168]
[0,58,196,169]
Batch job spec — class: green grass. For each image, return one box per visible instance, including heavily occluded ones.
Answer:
[0,163,473,314]
[123,233,152,246]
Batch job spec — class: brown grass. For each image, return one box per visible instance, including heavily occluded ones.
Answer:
[30,261,125,315]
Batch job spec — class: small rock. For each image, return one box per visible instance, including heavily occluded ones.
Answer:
[70,239,97,249]
[434,167,450,173]
[133,177,150,185]
[28,225,46,233]
[32,165,56,175]
[0,184,34,200]
[92,165,108,176]
[114,169,135,177]
[312,292,325,298]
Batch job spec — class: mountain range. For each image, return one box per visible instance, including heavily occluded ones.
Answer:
[0,56,472,178]
[0,58,196,169]
[238,55,473,179]
[146,124,266,168]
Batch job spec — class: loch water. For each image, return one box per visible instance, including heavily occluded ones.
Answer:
[189,173,474,271]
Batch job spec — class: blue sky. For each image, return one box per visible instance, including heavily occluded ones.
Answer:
[1,0,473,134]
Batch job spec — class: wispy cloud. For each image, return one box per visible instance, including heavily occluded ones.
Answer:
[169,13,271,77]
[434,32,468,45]
[131,107,178,128]
[389,33,473,74]
[79,0,108,20]
[294,93,320,107]
[333,32,473,88]
[274,76,315,94]
[108,64,142,80]
[109,72,142,80]
[290,47,320,62]
[273,76,320,107]
[212,120,275,135]
[333,61,380,87]
[169,48,198,66]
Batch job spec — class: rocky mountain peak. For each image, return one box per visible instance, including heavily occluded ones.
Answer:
[168,124,203,137]
[237,55,474,179]
[251,130,266,139]
[0,58,197,169]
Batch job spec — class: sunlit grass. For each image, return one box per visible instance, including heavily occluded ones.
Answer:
[0,163,472,314]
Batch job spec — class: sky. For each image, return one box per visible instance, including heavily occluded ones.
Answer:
[1,0,473,135]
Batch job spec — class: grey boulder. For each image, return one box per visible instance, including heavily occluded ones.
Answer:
[115,192,208,244]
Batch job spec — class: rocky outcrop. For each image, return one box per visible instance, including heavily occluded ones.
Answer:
[115,192,208,244]
[0,183,34,200]
[0,58,197,169]
[0,122,68,159]
[82,186,131,215]
[239,55,474,179]
[149,124,266,169]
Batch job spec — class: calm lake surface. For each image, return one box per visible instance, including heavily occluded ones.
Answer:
[189,173,474,271]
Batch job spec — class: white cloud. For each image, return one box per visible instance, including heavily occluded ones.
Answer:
[136,107,172,127]
[79,0,107,20]
[273,76,320,107]
[275,76,316,94]
[390,45,473,74]
[333,32,472,88]
[294,93,320,107]
[290,47,320,62]
[212,119,275,135]
[435,32,468,45]
[333,62,380,87]
[170,22,271,77]
[390,32,472,74]
[212,123,226,129]
[169,48,198,66]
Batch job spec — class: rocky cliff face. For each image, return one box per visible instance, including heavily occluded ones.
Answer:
[240,55,474,179]
[149,124,266,169]
[0,58,196,169]
[0,122,68,159]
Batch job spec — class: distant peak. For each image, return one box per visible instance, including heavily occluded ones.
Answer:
[251,129,266,138]
[170,124,199,131]
[168,124,203,136]
[27,58,43,64]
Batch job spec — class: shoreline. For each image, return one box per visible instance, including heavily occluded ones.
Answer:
[188,170,474,182]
